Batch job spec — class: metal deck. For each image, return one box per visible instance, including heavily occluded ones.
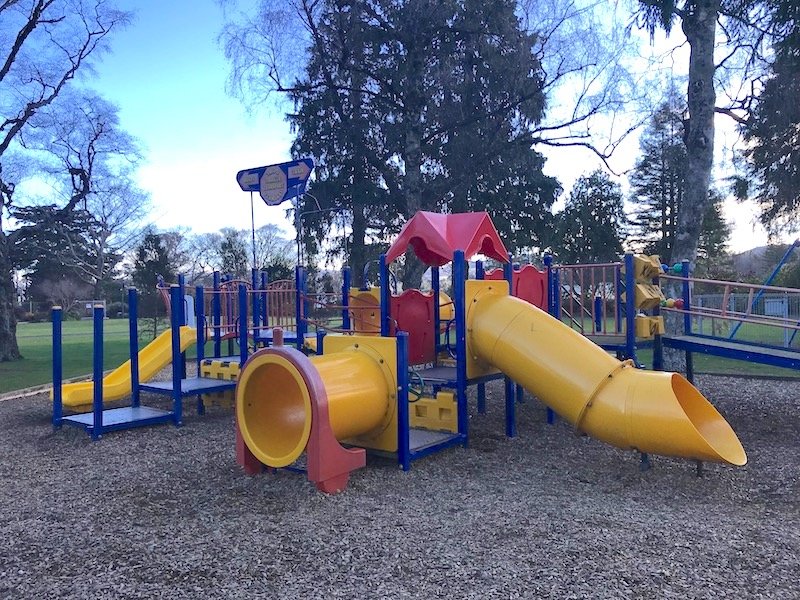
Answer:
[663,335,800,370]
[139,377,238,396]
[62,406,173,433]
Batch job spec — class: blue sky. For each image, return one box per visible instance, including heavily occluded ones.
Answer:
[91,0,295,236]
[86,0,778,253]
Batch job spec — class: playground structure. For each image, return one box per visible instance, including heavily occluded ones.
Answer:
[53,210,781,492]
[235,211,746,493]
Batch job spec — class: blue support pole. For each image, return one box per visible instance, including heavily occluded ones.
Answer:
[177,274,186,325]
[176,279,187,378]
[316,329,326,355]
[128,288,140,408]
[473,260,486,414]
[432,266,440,353]
[615,262,623,333]
[544,255,554,315]
[682,260,691,335]
[396,332,411,471]
[379,254,390,337]
[554,269,562,319]
[294,266,305,350]
[92,304,104,440]
[169,285,183,426]
[239,283,248,365]
[624,254,636,361]
[251,268,260,336]
[52,306,63,429]
[453,251,468,446]
[213,271,221,358]
[503,254,517,432]
[195,285,206,416]
[341,266,351,330]
[594,295,602,332]
[260,271,268,330]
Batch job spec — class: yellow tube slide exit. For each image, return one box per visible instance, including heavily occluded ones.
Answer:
[467,283,746,465]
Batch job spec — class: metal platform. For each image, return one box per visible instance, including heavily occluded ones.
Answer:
[139,377,238,397]
[253,329,298,343]
[409,428,460,452]
[585,334,654,351]
[415,366,457,384]
[62,406,173,434]
[663,335,800,370]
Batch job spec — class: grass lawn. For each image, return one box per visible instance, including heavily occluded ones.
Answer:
[0,319,172,395]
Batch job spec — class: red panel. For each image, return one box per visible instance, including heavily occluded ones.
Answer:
[485,265,548,310]
[389,289,436,366]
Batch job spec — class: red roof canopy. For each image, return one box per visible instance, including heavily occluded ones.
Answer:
[385,211,509,267]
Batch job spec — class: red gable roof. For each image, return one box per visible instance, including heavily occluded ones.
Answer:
[385,211,509,266]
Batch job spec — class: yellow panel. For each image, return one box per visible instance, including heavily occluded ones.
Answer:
[465,280,507,380]
[625,254,662,282]
[409,391,457,433]
[324,334,398,453]
[633,282,665,310]
[348,287,381,335]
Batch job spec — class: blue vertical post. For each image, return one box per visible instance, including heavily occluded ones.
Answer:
[544,255,554,315]
[341,266,351,330]
[260,271,268,328]
[624,254,636,361]
[502,256,519,428]
[195,285,206,415]
[128,288,140,409]
[432,266,440,353]
[474,261,486,414]
[177,274,186,325]
[239,283,248,365]
[615,262,623,333]
[92,304,104,440]
[554,269,562,319]
[169,285,183,426]
[213,271,221,358]
[251,268,260,338]
[379,254,390,337]
[294,266,305,350]
[176,278,187,378]
[682,260,691,335]
[52,306,63,429]
[396,332,411,471]
[453,251,468,445]
[315,329,326,355]
[594,295,602,332]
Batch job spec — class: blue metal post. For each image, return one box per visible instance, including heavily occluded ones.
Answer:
[453,251,468,445]
[503,255,517,432]
[295,266,306,350]
[554,269,562,319]
[169,285,183,426]
[316,329,326,355]
[432,266,440,353]
[213,271,221,358]
[92,304,104,440]
[195,285,206,415]
[379,254,390,337]
[341,266,351,330]
[615,262,623,333]
[397,332,411,471]
[544,255,554,315]
[594,295,602,332]
[251,268,260,335]
[128,288,140,408]
[177,274,186,325]
[260,271,268,328]
[177,279,187,378]
[682,260,691,335]
[474,261,486,414]
[52,306,63,429]
[624,254,636,360]
[239,283,248,365]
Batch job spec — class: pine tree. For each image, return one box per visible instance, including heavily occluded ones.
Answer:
[555,170,626,264]
[628,91,687,263]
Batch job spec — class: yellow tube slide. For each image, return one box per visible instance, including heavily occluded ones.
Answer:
[236,346,391,468]
[55,327,196,408]
[468,292,746,465]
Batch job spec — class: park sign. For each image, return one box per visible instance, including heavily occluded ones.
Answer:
[236,158,315,206]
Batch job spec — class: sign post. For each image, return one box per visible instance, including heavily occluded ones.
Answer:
[236,158,315,268]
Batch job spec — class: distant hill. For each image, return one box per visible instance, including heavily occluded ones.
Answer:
[731,243,799,281]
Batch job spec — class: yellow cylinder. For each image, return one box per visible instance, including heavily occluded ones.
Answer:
[468,293,746,465]
[236,348,391,468]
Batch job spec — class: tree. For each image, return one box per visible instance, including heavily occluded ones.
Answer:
[695,190,733,279]
[223,0,559,287]
[131,232,175,320]
[0,0,131,361]
[636,0,777,268]
[738,0,800,230]
[14,90,148,299]
[628,89,687,261]
[553,170,626,264]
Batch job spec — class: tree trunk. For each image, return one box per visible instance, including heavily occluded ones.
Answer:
[0,229,22,361]
[401,105,427,289]
[349,206,369,288]
[663,0,719,370]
